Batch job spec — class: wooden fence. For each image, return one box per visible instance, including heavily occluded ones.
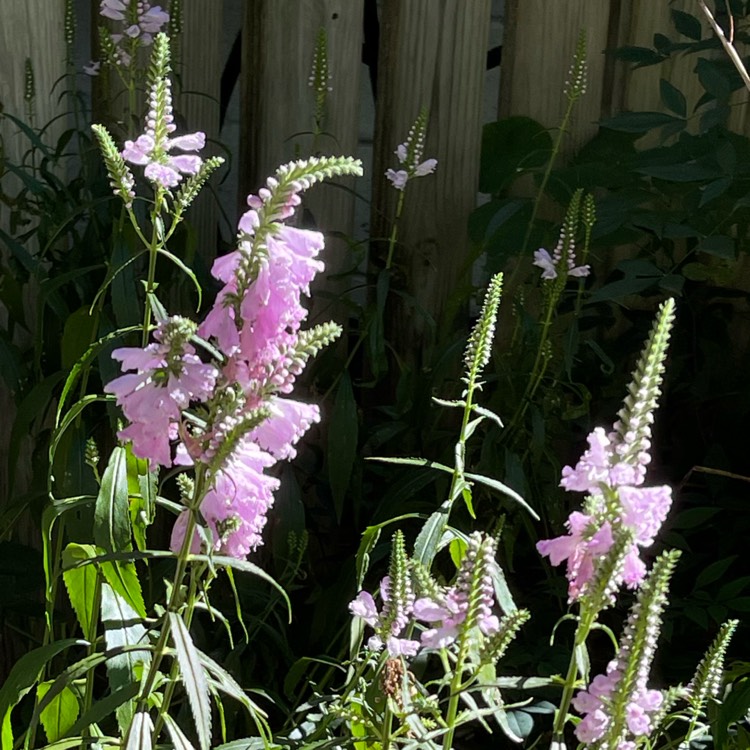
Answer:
[0,0,747,507]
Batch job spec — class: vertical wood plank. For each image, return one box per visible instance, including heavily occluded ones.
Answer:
[240,0,364,324]
[0,0,68,509]
[371,0,491,363]
[499,0,612,154]
[175,0,224,271]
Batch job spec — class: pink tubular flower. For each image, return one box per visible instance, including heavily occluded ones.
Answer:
[533,226,590,281]
[104,318,218,468]
[170,439,279,558]
[120,54,204,189]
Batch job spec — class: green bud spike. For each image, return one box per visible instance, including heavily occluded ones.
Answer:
[175,156,226,214]
[91,123,136,208]
[613,298,676,466]
[380,530,412,639]
[603,549,681,748]
[463,273,503,389]
[478,609,530,666]
[565,30,588,101]
[687,619,739,713]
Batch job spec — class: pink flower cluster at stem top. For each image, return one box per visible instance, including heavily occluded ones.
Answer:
[85,1,170,73]
[349,534,499,658]
[105,174,330,559]
[536,427,672,602]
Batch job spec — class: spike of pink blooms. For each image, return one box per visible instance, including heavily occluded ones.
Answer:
[104,321,218,468]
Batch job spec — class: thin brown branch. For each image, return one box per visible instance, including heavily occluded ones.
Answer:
[698,0,750,93]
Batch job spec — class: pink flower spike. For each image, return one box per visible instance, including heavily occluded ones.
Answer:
[533,248,558,280]
[414,158,437,177]
[168,132,206,152]
[385,168,408,190]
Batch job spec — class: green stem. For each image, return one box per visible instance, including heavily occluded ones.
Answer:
[442,645,468,750]
[141,189,165,346]
[385,190,406,271]
[503,287,558,440]
[506,93,577,304]
[381,699,394,750]
[135,468,205,720]
[551,609,595,744]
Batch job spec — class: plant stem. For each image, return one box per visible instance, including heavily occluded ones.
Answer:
[141,188,165,345]
[385,190,406,271]
[551,609,595,745]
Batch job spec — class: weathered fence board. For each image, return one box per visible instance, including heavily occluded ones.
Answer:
[240,0,364,326]
[371,0,491,367]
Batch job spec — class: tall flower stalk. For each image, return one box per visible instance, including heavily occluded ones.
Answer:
[539,298,676,744]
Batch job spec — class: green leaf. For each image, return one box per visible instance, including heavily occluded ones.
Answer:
[100,584,150,734]
[169,614,211,750]
[699,235,735,259]
[124,710,153,750]
[162,713,197,750]
[328,372,358,523]
[66,683,139,738]
[671,9,702,40]
[696,58,732,100]
[600,111,684,133]
[464,472,538,519]
[62,544,100,640]
[191,555,291,622]
[56,325,140,425]
[414,505,450,567]
[659,78,687,117]
[0,639,82,750]
[94,447,131,554]
[449,537,468,569]
[100,560,146,620]
[37,682,79,743]
[157,247,202,310]
[699,176,732,207]
[636,162,718,182]
[694,556,737,589]
[479,116,552,193]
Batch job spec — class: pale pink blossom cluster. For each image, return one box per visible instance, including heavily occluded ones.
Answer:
[536,427,672,602]
[121,75,204,189]
[533,227,590,281]
[385,115,437,191]
[349,579,421,658]
[86,1,169,74]
[349,533,500,657]
[573,660,663,747]
[105,177,330,559]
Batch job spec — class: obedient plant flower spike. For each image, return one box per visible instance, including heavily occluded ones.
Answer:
[565,29,588,102]
[686,618,738,714]
[309,27,332,134]
[612,297,676,469]
[174,155,226,216]
[463,272,503,390]
[575,549,681,748]
[381,531,414,639]
[64,0,75,53]
[455,533,499,646]
[478,608,530,667]
[91,124,137,208]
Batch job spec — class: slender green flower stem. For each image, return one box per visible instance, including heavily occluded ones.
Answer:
[385,190,406,271]
[503,289,558,440]
[152,562,206,741]
[505,92,577,306]
[442,644,469,750]
[141,189,165,346]
[551,609,596,745]
[136,468,206,719]
[381,700,394,750]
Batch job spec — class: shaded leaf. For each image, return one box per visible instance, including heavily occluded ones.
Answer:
[328,372,358,523]
[169,613,211,750]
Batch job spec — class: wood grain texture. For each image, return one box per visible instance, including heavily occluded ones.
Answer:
[499,0,611,154]
[175,0,224,271]
[371,0,491,363]
[240,0,364,324]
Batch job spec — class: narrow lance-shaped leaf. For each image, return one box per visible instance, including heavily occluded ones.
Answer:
[169,613,212,750]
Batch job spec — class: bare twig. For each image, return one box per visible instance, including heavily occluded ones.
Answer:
[698,0,750,92]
